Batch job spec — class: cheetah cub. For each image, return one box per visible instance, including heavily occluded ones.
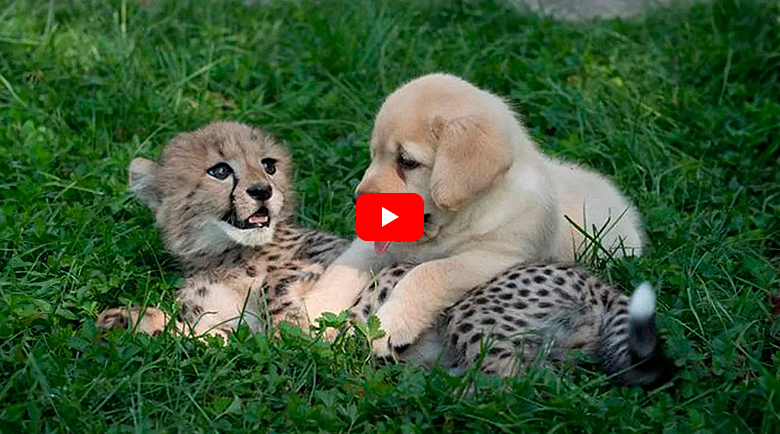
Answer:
[97,122,347,338]
[352,263,675,389]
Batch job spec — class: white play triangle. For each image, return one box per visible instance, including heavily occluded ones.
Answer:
[381,207,398,227]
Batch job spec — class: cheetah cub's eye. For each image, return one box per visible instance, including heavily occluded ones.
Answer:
[206,163,233,180]
[261,158,277,175]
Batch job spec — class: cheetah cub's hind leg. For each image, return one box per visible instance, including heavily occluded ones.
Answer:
[96,306,202,338]
[97,279,239,342]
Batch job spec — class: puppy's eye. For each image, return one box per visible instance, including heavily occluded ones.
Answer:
[261,158,277,175]
[206,163,233,180]
[398,156,420,171]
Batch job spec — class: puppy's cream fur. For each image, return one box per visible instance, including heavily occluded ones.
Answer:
[304,73,644,355]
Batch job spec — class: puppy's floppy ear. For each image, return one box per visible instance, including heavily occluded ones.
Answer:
[429,115,513,211]
[129,158,162,211]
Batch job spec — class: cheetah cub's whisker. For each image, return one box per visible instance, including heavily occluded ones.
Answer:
[97,122,348,339]
[351,263,675,389]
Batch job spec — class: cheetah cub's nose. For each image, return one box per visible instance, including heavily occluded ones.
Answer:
[246,184,272,201]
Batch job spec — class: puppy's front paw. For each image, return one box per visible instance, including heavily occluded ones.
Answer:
[372,304,423,359]
[371,331,415,360]
[372,334,393,358]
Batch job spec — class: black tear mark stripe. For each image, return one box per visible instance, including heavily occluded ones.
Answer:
[220,169,243,226]
[230,170,240,198]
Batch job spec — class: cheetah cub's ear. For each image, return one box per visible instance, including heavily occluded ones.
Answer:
[129,158,162,211]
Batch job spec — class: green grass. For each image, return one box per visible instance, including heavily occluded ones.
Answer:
[1,0,779,431]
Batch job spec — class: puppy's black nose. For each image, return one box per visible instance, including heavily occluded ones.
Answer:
[247,184,272,201]
[353,192,363,205]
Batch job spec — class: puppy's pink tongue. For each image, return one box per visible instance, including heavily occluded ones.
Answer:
[373,241,391,257]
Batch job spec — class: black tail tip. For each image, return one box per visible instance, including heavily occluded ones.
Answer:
[621,282,677,390]
[637,352,677,392]
[618,337,677,391]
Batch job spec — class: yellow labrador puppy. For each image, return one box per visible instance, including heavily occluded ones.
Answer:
[304,73,644,356]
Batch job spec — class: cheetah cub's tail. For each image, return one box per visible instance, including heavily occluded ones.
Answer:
[600,282,675,390]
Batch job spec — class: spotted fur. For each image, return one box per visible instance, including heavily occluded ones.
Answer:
[95,122,673,389]
[97,122,348,338]
[351,263,674,389]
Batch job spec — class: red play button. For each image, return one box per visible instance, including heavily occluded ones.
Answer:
[356,193,424,256]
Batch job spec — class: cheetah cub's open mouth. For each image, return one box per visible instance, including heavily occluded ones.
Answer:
[223,206,271,230]
[247,207,270,228]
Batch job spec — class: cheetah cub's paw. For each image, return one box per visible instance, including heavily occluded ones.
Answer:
[96,307,169,337]
[266,263,326,330]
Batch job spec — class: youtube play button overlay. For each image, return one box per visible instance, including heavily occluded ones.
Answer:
[356,193,424,256]
[382,208,398,226]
